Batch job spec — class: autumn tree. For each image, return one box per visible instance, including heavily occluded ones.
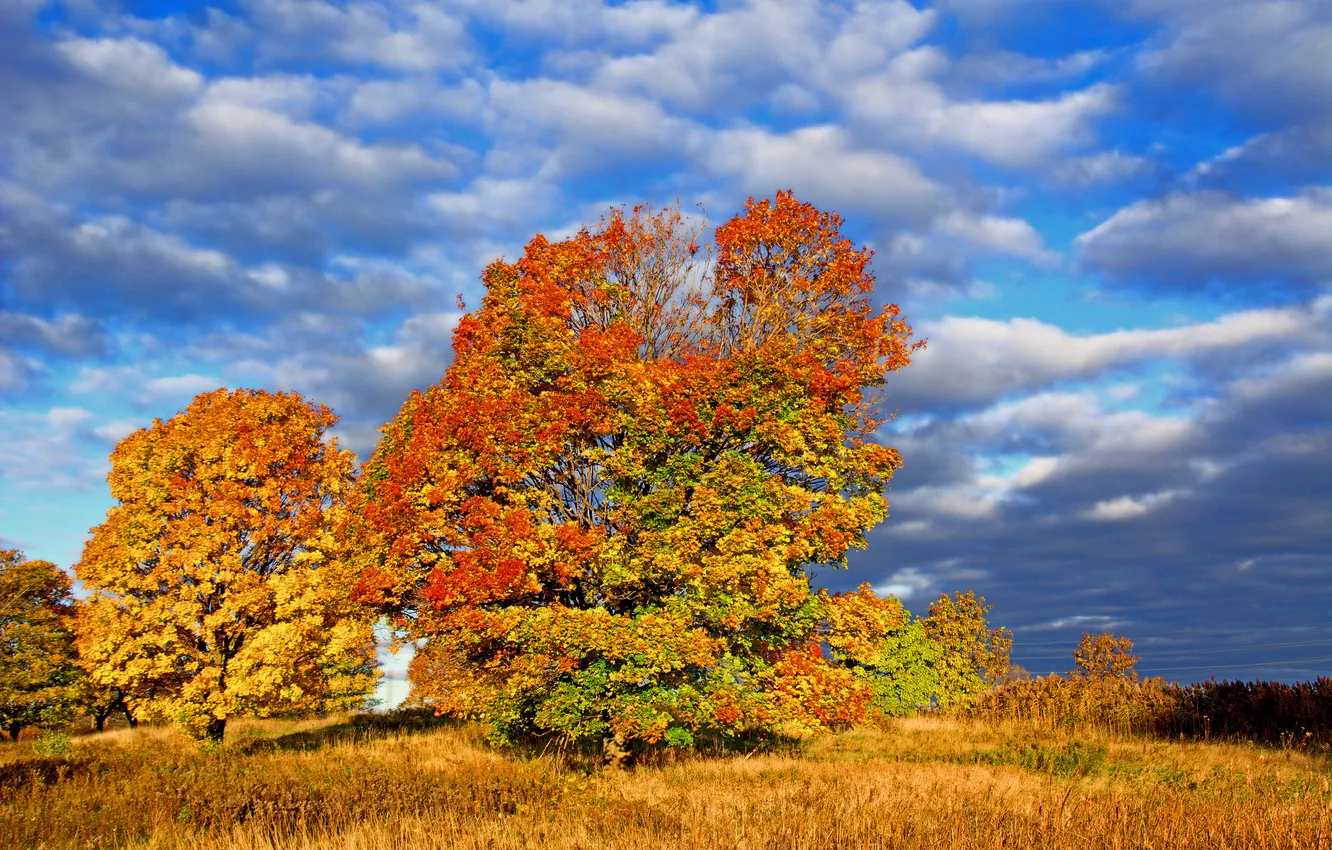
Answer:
[74,389,381,743]
[0,550,81,740]
[921,591,1012,711]
[350,193,923,748]
[1072,632,1140,680]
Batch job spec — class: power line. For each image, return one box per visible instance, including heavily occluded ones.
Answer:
[1006,618,1332,644]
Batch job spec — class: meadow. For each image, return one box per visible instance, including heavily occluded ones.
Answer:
[2,711,1328,849]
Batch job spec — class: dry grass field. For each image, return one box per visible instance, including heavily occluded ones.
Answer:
[1,713,1328,849]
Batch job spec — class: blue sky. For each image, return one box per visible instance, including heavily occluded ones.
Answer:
[2,0,1329,707]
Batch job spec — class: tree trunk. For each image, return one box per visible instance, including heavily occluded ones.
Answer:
[7,722,21,742]
[124,706,138,728]
[602,732,631,769]
[93,709,109,733]
[205,717,226,744]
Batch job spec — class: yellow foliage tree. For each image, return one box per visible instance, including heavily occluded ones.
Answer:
[921,591,1012,711]
[1072,632,1140,680]
[74,388,380,743]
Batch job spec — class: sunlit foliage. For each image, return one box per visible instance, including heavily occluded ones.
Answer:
[0,550,81,739]
[74,389,380,742]
[921,591,1012,711]
[351,193,923,747]
[1072,631,1140,679]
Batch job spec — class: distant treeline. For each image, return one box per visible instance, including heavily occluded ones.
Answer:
[961,674,1332,748]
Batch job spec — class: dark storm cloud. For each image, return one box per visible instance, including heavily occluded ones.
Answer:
[841,341,1332,680]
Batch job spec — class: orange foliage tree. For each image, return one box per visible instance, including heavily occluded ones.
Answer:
[74,389,380,743]
[350,193,923,748]
[1072,632,1140,679]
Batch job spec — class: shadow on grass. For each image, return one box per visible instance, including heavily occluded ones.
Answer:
[0,757,90,798]
[497,725,812,773]
[239,707,463,754]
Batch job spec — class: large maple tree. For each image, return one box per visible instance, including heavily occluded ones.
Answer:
[75,388,380,742]
[351,193,923,747]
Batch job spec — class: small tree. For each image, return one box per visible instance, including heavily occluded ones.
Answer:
[74,388,381,743]
[921,591,1012,711]
[822,584,939,717]
[0,550,81,740]
[1072,632,1139,679]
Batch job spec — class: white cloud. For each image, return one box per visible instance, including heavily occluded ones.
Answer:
[56,216,234,281]
[427,177,559,235]
[1083,489,1185,521]
[0,350,40,395]
[185,101,453,187]
[92,419,141,445]
[872,567,935,601]
[199,74,326,116]
[1054,150,1154,185]
[892,301,1327,408]
[486,78,687,167]
[1076,191,1332,287]
[140,374,220,399]
[57,37,203,99]
[849,78,1119,167]
[1136,0,1332,122]
[344,78,486,125]
[1183,122,1332,187]
[1010,456,1060,489]
[933,211,1056,263]
[46,407,94,431]
[244,0,472,72]
[703,125,945,224]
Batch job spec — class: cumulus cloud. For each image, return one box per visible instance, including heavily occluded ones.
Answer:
[1082,489,1186,521]
[861,344,1332,668]
[1075,190,1332,291]
[56,37,203,99]
[241,0,473,72]
[888,301,1327,409]
[1135,0,1332,122]
[1185,121,1332,190]
[1053,150,1156,186]
[932,211,1056,263]
[703,125,946,224]
[0,312,108,359]
[849,77,1119,167]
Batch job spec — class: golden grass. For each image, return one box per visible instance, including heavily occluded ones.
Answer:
[1,714,1328,849]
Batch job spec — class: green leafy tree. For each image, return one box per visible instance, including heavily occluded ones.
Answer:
[820,584,939,717]
[921,591,1012,711]
[0,550,81,740]
[860,617,941,717]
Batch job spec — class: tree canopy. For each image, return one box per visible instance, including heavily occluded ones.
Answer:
[922,591,1013,711]
[74,388,380,742]
[0,550,81,740]
[1073,632,1140,679]
[349,193,923,747]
